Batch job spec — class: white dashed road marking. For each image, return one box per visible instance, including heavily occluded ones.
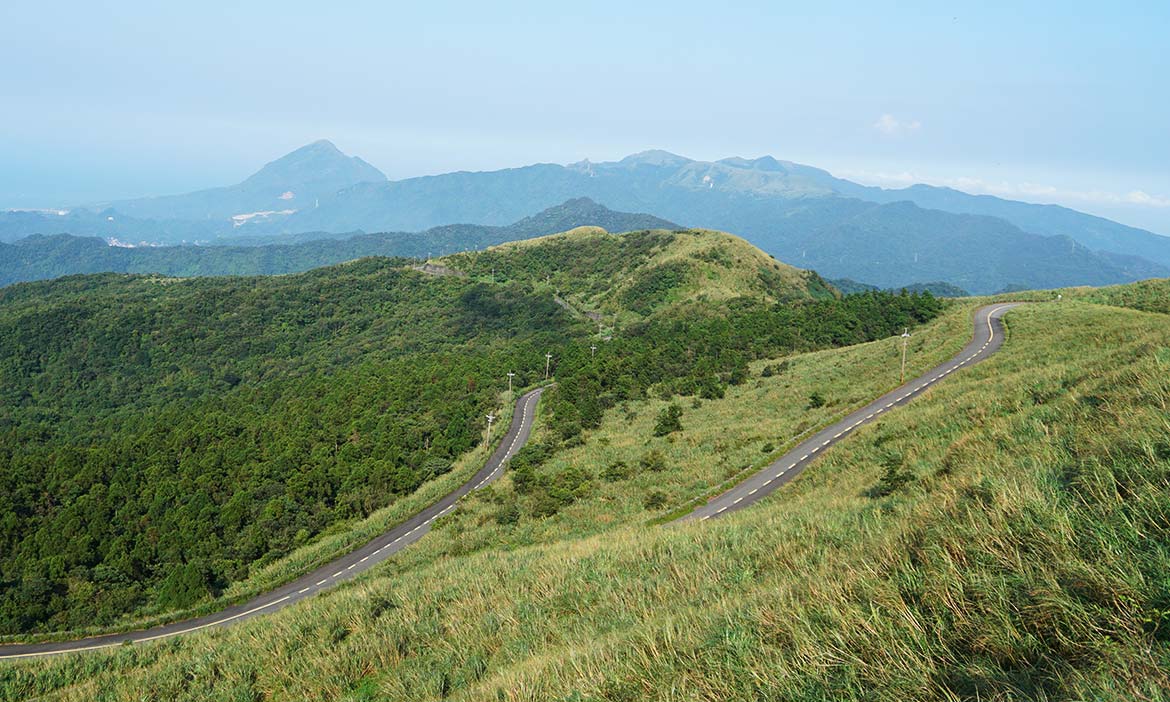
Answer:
[690,304,1016,523]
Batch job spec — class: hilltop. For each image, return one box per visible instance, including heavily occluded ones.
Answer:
[441,227,834,321]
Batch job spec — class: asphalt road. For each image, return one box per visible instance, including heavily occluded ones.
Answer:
[0,387,545,660]
[677,303,1021,523]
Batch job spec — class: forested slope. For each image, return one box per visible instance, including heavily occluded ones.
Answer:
[0,260,575,633]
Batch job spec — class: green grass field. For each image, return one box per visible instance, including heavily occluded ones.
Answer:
[3,285,1169,701]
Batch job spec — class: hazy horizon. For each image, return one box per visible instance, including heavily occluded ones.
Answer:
[2,2,1168,234]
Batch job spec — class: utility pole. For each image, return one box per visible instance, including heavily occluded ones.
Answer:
[900,328,911,384]
[545,352,553,380]
[590,344,597,359]
[507,371,515,394]
[484,413,496,446]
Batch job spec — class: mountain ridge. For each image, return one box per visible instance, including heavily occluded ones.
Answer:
[90,140,388,223]
[0,199,680,286]
[2,142,1167,293]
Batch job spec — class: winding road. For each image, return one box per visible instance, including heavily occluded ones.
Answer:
[0,387,545,660]
[676,303,1020,523]
[0,303,1018,659]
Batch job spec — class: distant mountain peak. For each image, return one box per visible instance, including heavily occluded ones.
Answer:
[557,196,603,208]
[243,141,387,189]
[717,155,787,172]
[617,150,691,167]
[507,197,679,238]
[304,138,341,151]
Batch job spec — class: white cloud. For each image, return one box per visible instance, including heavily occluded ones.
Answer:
[1124,190,1170,207]
[839,168,1170,210]
[873,114,921,136]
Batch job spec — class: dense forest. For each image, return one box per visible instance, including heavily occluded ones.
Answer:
[0,230,944,634]
[0,261,578,633]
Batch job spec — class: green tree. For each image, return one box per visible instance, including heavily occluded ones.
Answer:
[653,403,684,436]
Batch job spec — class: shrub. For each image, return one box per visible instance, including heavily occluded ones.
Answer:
[642,490,669,510]
[420,456,452,480]
[368,593,399,619]
[527,492,561,519]
[727,363,749,386]
[761,360,790,378]
[511,464,538,495]
[495,501,521,525]
[875,452,914,496]
[602,460,631,482]
[807,392,825,409]
[639,450,667,473]
[653,403,683,436]
[698,379,725,400]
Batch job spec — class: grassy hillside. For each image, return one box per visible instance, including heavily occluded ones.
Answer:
[1074,276,1170,314]
[0,229,940,638]
[443,227,835,322]
[5,284,1166,700]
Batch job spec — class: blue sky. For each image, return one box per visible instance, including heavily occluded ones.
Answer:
[2,1,1168,232]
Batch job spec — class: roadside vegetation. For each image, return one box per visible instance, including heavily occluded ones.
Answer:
[6,283,1167,700]
[1076,277,1170,314]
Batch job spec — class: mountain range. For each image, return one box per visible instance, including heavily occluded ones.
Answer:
[0,199,677,287]
[3,140,1169,293]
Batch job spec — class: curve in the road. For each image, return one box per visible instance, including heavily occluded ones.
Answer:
[677,303,1021,523]
[0,387,545,660]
